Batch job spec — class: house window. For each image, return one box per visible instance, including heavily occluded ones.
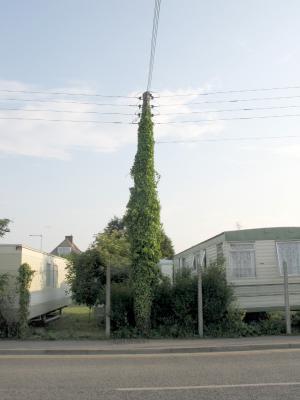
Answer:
[276,242,300,276]
[58,246,71,256]
[229,243,256,278]
[182,257,186,268]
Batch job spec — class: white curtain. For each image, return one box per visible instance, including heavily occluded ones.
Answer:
[277,242,300,275]
[229,243,256,278]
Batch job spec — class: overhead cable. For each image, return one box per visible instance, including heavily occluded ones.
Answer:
[147,0,162,91]
[0,116,136,124]
[156,135,300,144]
[0,89,139,98]
[0,97,139,107]
[154,85,300,98]
[155,113,300,124]
[155,94,300,107]
[157,104,300,116]
[0,107,136,116]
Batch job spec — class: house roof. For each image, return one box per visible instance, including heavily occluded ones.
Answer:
[51,235,81,256]
[175,227,300,257]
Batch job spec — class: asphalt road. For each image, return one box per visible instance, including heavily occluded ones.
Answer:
[1,349,300,399]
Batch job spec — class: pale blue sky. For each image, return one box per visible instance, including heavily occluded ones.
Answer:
[1,0,300,253]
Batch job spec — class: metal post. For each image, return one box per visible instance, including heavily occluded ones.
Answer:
[283,260,291,335]
[105,261,111,338]
[197,256,204,338]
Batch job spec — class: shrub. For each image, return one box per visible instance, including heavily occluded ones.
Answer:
[110,283,135,331]
[0,264,34,338]
[0,273,19,338]
[202,262,235,325]
[151,264,236,337]
[17,263,34,338]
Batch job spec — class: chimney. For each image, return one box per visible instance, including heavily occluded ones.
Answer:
[65,235,73,243]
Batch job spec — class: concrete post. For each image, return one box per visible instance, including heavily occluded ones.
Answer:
[197,256,204,338]
[283,260,291,335]
[105,261,111,338]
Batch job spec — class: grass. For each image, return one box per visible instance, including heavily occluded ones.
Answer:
[28,305,106,340]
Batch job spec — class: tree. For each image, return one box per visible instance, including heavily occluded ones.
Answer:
[103,216,174,260]
[66,249,105,309]
[104,216,125,234]
[125,92,161,334]
[160,228,175,259]
[93,230,130,277]
[0,219,10,238]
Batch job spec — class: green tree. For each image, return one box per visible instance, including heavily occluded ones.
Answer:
[160,228,175,259]
[103,216,174,260]
[66,249,105,309]
[93,229,131,281]
[125,93,161,334]
[0,219,10,238]
[104,216,125,234]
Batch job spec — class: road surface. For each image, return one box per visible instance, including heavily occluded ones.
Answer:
[1,349,300,399]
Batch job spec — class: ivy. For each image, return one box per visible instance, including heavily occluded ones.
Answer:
[17,263,34,338]
[125,93,161,334]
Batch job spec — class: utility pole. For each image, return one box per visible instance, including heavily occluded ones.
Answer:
[283,260,291,335]
[197,255,204,338]
[105,258,111,338]
[141,91,153,111]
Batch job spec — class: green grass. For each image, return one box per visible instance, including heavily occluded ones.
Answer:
[28,305,106,340]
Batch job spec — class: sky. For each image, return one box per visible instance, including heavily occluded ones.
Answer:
[1,0,300,253]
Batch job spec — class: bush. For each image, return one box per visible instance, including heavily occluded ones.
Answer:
[151,265,237,337]
[110,263,286,338]
[0,273,19,338]
[202,262,235,325]
[0,264,34,338]
[110,283,135,331]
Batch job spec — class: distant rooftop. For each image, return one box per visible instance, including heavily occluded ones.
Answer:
[51,235,81,256]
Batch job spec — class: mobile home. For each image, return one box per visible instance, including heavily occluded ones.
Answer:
[174,227,300,312]
[0,244,71,320]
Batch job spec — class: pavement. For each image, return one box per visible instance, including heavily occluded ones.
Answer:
[1,335,300,355]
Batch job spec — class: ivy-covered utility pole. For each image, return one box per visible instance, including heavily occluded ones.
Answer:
[126,91,161,334]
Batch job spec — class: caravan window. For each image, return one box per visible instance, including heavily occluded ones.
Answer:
[217,243,223,262]
[46,263,52,287]
[46,263,59,288]
[53,264,58,288]
[229,243,256,278]
[276,242,300,276]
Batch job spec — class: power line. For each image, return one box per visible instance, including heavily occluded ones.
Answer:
[0,97,139,107]
[154,94,300,107]
[2,113,300,125]
[0,107,136,116]
[0,89,139,98]
[147,0,162,91]
[155,113,300,124]
[154,85,300,98]
[157,104,300,116]
[156,135,300,144]
[0,116,136,124]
